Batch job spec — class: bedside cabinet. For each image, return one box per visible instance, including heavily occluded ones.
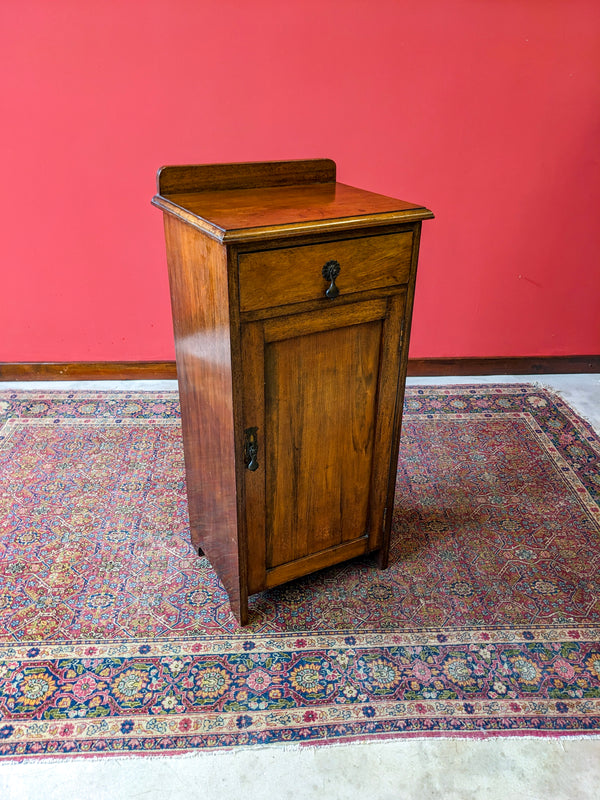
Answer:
[152,159,433,625]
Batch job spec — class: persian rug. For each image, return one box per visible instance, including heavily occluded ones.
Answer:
[0,385,599,760]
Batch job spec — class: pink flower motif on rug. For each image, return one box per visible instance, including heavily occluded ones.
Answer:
[0,385,599,758]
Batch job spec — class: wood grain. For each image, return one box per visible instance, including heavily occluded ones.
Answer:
[153,193,433,244]
[154,181,433,244]
[265,537,369,589]
[378,223,423,568]
[368,292,407,554]
[240,320,267,595]
[262,299,389,342]
[153,158,434,624]
[239,295,408,591]
[162,214,246,624]
[238,231,413,313]
[157,159,336,195]
[0,362,178,380]
[265,317,382,569]
[406,356,600,376]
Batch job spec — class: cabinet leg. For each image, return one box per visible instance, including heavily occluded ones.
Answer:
[377,547,390,570]
[230,595,249,627]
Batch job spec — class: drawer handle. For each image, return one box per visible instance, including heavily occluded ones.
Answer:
[244,426,259,471]
[322,260,341,299]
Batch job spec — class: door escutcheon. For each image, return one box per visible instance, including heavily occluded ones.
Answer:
[244,427,259,471]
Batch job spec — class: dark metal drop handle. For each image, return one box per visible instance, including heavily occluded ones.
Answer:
[322,260,341,299]
[244,427,259,471]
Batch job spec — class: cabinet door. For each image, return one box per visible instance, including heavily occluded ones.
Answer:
[241,294,406,594]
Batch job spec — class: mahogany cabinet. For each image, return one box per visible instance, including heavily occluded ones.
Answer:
[152,159,433,625]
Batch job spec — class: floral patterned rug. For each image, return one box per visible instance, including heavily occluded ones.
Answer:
[0,385,599,759]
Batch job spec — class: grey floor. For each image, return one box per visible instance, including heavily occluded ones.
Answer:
[0,374,599,800]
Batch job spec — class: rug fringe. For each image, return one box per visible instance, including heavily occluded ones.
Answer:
[533,380,600,435]
[4,732,600,765]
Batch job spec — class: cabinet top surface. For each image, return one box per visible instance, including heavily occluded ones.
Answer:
[151,161,433,243]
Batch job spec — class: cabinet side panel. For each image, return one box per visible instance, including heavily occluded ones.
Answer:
[367,292,407,552]
[162,214,242,619]
[380,223,423,568]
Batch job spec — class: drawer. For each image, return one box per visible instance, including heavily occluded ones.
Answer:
[237,231,413,313]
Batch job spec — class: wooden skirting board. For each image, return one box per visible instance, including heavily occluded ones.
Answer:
[408,356,600,376]
[0,356,598,381]
[0,362,177,381]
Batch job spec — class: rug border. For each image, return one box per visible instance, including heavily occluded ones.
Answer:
[1,383,599,758]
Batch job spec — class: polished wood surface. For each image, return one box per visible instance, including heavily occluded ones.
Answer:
[405,356,600,376]
[240,291,410,596]
[154,181,432,244]
[378,226,423,569]
[0,362,178,380]
[265,309,382,567]
[162,214,246,623]
[157,159,336,195]
[238,231,413,313]
[265,537,369,590]
[165,182,429,231]
[152,161,433,244]
[154,158,432,624]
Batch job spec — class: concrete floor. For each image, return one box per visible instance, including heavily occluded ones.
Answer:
[0,374,599,800]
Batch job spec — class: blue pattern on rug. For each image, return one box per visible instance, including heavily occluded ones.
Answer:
[0,385,599,758]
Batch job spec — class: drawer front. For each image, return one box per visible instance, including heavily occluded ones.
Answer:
[238,231,413,313]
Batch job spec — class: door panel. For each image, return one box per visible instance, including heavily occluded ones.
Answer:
[265,318,382,568]
[242,293,407,593]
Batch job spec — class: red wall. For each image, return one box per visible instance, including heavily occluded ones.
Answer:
[1,0,599,362]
